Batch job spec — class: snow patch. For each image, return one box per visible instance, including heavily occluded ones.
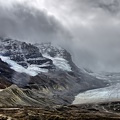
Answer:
[0,55,48,76]
[43,54,71,71]
[0,89,3,92]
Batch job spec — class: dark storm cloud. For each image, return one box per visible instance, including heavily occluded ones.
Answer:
[51,0,120,72]
[0,0,120,72]
[0,3,71,44]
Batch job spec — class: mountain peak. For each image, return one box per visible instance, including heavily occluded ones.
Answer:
[0,37,74,76]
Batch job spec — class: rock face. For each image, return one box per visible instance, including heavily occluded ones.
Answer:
[35,43,76,70]
[0,57,31,88]
[35,43,85,74]
[35,43,71,60]
[0,38,54,69]
[0,58,13,88]
[0,37,108,107]
[0,58,14,80]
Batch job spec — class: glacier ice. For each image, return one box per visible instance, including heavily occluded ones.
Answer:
[73,83,120,105]
[0,55,48,76]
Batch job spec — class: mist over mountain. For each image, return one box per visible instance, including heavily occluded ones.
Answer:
[0,0,120,72]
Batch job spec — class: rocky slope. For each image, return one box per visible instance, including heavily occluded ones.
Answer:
[0,37,108,107]
[0,37,54,72]
[0,58,13,88]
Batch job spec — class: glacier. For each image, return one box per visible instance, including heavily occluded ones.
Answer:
[0,54,71,76]
[0,55,48,76]
[73,83,120,105]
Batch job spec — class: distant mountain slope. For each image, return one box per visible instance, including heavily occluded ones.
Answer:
[0,37,108,107]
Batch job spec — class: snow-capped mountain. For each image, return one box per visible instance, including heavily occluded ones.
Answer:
[0,38,73,76]
[35,42,71,60]
[0,37,108,107]
[35,43,72,71]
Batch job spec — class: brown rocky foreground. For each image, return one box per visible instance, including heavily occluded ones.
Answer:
[0,105,120,120]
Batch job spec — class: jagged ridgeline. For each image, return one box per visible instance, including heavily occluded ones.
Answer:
[0,37,107,107]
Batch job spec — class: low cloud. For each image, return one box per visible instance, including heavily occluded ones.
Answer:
[0,0,120,72]
[0,3,71,44]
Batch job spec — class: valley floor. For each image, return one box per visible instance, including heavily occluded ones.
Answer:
[0,105,120,120]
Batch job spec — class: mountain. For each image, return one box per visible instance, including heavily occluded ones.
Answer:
[35,42,78,72]
[0,37,108,107]
[0,38,54,75]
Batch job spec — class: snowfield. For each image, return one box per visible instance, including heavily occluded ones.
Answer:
[0,39,72,76]
[0,54,71,76]
[43,54,71,71]
[0,55,48,76]
[73,83,120,105]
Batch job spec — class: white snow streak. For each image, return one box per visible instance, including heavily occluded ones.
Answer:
[0,55,48,76]
[43,54,71,71]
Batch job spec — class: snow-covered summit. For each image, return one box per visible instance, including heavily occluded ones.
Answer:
[0,37,54,68]
[0,38,72,76]
[35,42,71,60]
[35,42,72,71]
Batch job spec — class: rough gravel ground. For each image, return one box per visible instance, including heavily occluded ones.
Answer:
[0,105,120,120]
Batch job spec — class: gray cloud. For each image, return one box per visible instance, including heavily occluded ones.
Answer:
[0,0,120,72]
[43,0,120,72]
[0,3,71,44]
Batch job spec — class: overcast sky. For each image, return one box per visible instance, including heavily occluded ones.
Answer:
[0,0,120,72]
